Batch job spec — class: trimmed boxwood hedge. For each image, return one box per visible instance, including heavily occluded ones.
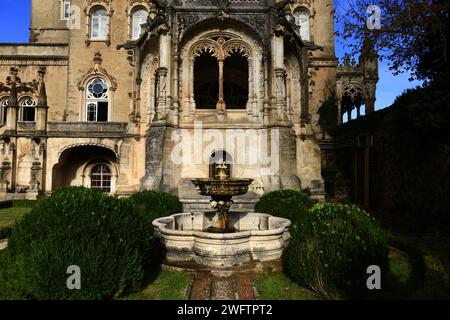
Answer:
[0,200,13,210]
[0,187,152,300]
[127,190,183,232]
[254,189,314,222]
[286,203,389,299]
[0,227,11,239]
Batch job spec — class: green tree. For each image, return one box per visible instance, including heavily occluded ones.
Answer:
[336,0,449,81]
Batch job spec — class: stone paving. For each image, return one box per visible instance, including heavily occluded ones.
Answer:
[186,271,258,300]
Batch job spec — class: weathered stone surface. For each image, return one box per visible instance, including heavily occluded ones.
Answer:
[153,212,291,268]
[142,126,166,190]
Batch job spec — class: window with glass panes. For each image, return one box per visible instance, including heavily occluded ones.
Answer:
[86,78,109,122]
[21,98,36,122]
[131,8,148,40]
[1,99,7,125]
[91,164,111,192]
[91,7,109,40]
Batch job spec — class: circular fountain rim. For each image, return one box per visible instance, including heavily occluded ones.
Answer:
[152,212,291,239]
[191,178,254,183]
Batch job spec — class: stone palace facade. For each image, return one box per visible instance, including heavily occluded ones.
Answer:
[0,0,377,209]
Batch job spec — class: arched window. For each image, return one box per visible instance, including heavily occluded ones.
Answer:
[86,78,109,122]
[341,85,366,123]
[20,98,36,122]
[194,52,219,109]
[1,98,7,125]
[209,150,232,178]
[91,163,111,192]
[294,10,310,41]
[61,0,71,20]
[90,7,109,40]
[131,8,148,40]
[224,52,248,109]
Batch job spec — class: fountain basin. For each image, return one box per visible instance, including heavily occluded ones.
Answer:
[191,178,254,197]
[152,212,291,268]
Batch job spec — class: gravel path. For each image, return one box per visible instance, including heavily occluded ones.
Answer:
[187,271,258,300]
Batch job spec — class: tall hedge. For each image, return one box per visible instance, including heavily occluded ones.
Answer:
[286,203,388,299]
[0,187,151,300]
[254,189,313,222]
[127,190,183,231]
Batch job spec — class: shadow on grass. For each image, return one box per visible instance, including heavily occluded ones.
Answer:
[123,237,190,300]
[380,236,427,299]
[141,237,167,287]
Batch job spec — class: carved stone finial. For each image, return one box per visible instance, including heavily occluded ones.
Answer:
[7,67,21,84]
[213,0,230,18]
[38,66,47,80]
[93,52,103,73]
[8,82,18,107]
[9,67,18,77]
[93,51,103,66]
[343,54,351,67]
[37,78,47,107]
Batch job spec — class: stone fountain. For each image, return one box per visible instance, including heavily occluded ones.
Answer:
[153,163,291,268]
[191,162,253,233]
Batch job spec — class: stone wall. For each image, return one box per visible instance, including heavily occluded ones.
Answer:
[333,109,450,234]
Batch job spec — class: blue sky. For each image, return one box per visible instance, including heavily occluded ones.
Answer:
[0,0,421,110]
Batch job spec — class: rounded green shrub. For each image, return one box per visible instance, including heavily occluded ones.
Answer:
[254,189,314,222]
[286,203,388,299]
[0,187,151,300]
[127,190,183,230]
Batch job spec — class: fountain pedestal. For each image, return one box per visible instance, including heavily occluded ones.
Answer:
[208,195,234,232]
[191,162,253,233]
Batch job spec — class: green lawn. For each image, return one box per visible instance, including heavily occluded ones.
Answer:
[1,199,448,301]
[255,232,450,300]
[0,207,32,229]
[384,232,450,299]
[123,270,190,300]
[256,272,320,300]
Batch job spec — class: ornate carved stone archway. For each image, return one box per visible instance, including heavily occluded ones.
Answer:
[181,30,261,120]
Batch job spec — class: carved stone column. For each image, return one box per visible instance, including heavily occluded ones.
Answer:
[36,67,48,135]
[337,98,342,125]
[0,139,12,192]
[274,68,287,121]
[155,28,171,122]
[29,141,42,193]
[263,54,270,126]
[216,59,226,114]
[156,67,168,121]
[271,32,286,123]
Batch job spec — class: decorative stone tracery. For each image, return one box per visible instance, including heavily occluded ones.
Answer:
[181,31,259,118]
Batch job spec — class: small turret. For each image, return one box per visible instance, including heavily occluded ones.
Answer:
[5,82,19,134]
[36,66,49,135]
[360,33,378,114]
